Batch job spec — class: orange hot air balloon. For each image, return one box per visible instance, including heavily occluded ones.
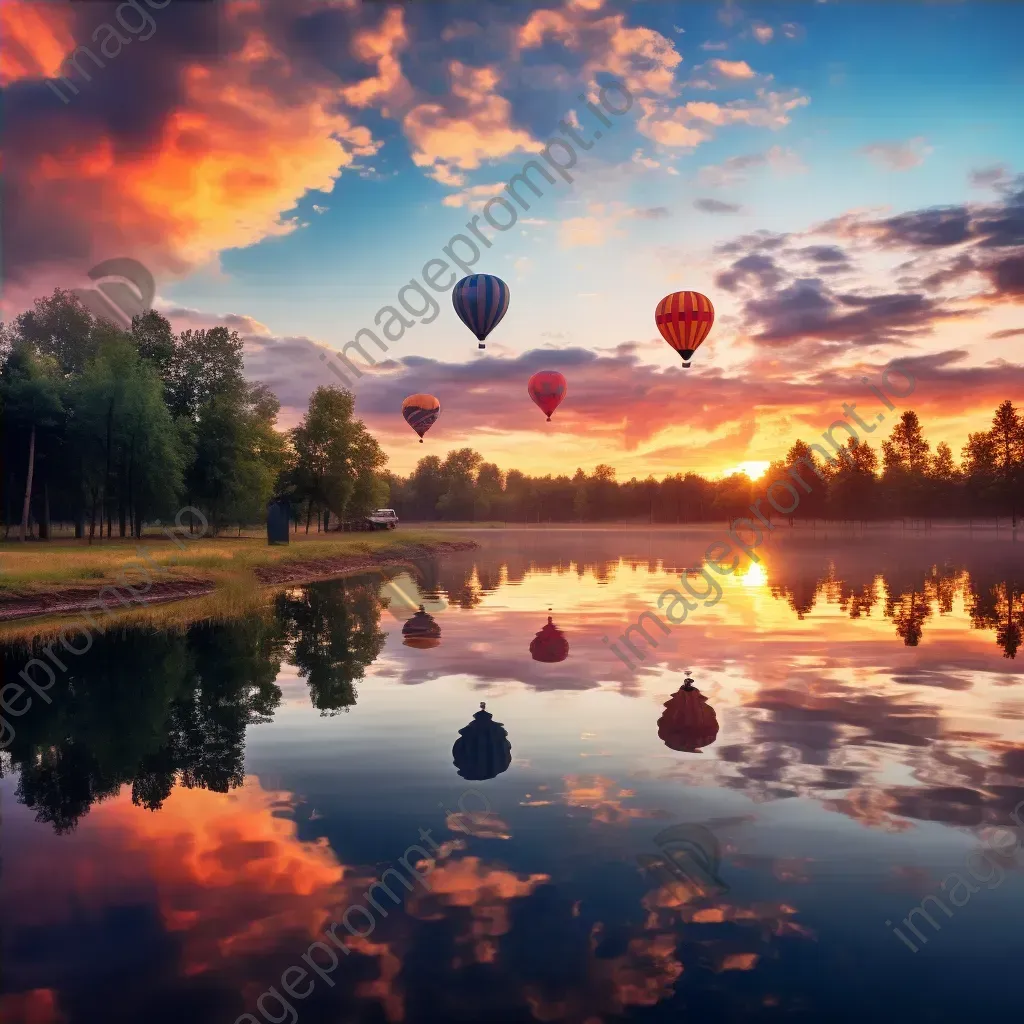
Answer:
[402,394,440,442]
[528,370,567,422]
[530,616,569,663]
[655,291,715,368]
[657,675,719,752]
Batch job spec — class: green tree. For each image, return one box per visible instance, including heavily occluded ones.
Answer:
[14,289,97,376]
[289,386,387,529]
[0,345,65,540]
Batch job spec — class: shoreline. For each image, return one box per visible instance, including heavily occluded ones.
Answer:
[0,539,477,624]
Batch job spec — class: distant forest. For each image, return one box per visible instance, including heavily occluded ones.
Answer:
[1,289,387,540]
[388,403,1024,525]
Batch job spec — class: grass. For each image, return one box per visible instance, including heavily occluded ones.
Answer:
[0,528,451,594]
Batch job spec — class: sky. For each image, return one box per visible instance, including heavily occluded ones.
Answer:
[3,0,1023,479]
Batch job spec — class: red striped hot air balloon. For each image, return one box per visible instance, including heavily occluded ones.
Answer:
[527,370,566,422]
[655,291,715,368]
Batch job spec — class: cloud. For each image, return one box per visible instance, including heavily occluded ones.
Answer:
[989,328,1024,339]
[701,41,730,51]
[516,2,683,98]
[860,137,932,171]
[752,23,774,43]
[970,164,1010,189]
[2,0,386,289]
[631,206,672,219]
[710,59,756,79]
[440,182,508,209]
[698,145,806,186]
[402,62,544,186]
[694,197,744,214]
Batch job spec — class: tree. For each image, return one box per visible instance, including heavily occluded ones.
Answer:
[0,345,64,540]
[828,437,878,520]
[14,289,96,376]
[882,411,931,518]
[69,333,185,537]
[475,462,504,520]
[436,448,483,520]
[988,400,1024,525]
[130,310,176,383]
[289,386,387,529]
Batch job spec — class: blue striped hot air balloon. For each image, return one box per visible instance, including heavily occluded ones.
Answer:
[453,274,509,350]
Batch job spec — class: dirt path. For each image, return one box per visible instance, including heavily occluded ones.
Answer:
[0,541,477,623]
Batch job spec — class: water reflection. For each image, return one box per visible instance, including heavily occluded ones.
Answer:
[452,702,513,781]
[657,676,719,753]
[3,530,1024,1022]
[403,606,442,649]
[529,615,569,663]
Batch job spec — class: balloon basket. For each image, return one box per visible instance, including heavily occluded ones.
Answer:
[478,343,485,350]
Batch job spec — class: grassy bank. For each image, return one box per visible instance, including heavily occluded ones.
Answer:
[0,530,474,632]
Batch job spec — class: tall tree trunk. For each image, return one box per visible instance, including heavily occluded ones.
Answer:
[75,504,84,539]
[89,489,97,542]
[20,423,36,542]
[305,501,312,534]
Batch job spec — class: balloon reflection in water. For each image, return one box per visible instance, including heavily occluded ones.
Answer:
[658,675,719,753]
[452,703,513,781]
[530,616,569,663]
[402,606,441,649]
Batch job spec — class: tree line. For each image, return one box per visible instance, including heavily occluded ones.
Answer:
[0,290,387,540]
[387,404,1024,525]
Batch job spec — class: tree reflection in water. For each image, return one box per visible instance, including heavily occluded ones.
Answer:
[0,576,385,832]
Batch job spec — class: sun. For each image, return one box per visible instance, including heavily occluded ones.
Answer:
[725,460,770,479]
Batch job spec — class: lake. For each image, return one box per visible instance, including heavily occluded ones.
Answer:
[2,526,1023,1023]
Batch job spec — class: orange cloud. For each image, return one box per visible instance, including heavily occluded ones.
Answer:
[711,58,756,79]
[340,6,413,113]
[6,0,381,288]
[517,1,682,97]
[403,62,544,186]
[0,2,76,84]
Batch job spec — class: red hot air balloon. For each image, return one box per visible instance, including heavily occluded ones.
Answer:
[402,394,440,443]
[657,676,719,753]
[655,291,715,368]
[530,616,569,663]
[528,370,567,422]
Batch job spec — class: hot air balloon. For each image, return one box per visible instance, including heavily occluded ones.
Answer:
[655,291,714,368]
[453,275,510,350]
[528,370,567,422]
[657,675,719,753]
[530,616,569,663]
[452,703,513,781]
[402,394,440,442]
[402,606,442,649]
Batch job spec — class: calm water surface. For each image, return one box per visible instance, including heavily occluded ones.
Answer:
[3,528,1024,1023]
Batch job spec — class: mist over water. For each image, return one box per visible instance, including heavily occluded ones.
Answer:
[3,528,1023,1023]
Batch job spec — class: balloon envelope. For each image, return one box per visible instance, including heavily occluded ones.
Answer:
[403,607,441,649]
[657,678,719,752]
[453,275,510,349]
[452,703,512,781]
[530,616,569,663]
[402,394,440,441]
[528,371,567,422]
[655,291,715,368]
